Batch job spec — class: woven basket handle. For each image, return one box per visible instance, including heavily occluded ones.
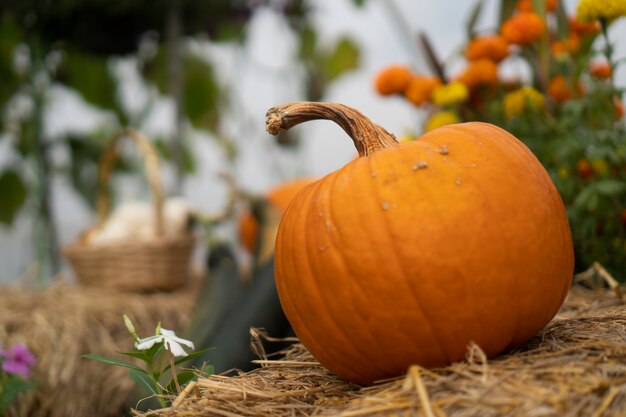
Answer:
[96,129,164,237]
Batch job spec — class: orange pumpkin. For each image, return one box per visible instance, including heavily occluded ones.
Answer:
[239,178,314,254]
[266,102,574,385]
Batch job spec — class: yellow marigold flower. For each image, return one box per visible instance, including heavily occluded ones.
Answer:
[425,111,460,131]
[558,167,569,179]
[374,65,413,96]
[432,82,469,106]
[577,0,626,22]
[501,12,546,45]
[504,86,545,118]
[398,135,416,143]
[591,159,609,177]
[404,75,441,106]
[465,35,510,63]
[456,59,498,90]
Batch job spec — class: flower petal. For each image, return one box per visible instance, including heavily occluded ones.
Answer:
[135,335,163,351]
[164,341,188,357]
[2,361,30,378]
[160,328,195,350]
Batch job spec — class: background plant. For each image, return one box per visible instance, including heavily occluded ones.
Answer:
[0,0,364,284]
[84,316,212,409]
[374,0,626,280]
[0,343,37,413]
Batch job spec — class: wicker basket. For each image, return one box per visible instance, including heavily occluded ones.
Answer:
[63,129,195,292]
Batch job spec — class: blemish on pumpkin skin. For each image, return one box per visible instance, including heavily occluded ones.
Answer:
[371,172,377,178]
[381,201,390,210]
[438,145,449,155]
[411,161,428,171]
[455,176,462,186]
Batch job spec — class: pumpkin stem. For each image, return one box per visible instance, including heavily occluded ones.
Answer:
[266,102,398,156]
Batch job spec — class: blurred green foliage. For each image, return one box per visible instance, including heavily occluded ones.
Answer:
[0,0,363,281]
[0,170,27,225]
[375,0,626,279]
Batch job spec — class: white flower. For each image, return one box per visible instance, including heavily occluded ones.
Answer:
[135,328,195,357]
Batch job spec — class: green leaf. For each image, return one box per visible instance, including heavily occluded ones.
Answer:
[594,179,626,196]
[574,185,600,211]
[0,14,23,108]
[60,49,117,109]
[0,169,27,225]
[143,341,165,362]
[324,37,360,83]
[298,25,317,62]
[129,368,159,396]
[66,135,105,208]
[554,0,570,39]
[183,57,219,129]
[0,376,37,412]
[144,50,219,130]
[351,0,367,7]
[153,138,196,174]
[120,350,150,361]
[82,353,147,374]
[499,0,517,26]
[165,370,197,394]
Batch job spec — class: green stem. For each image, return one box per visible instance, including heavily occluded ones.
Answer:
[600,18,616,89]
[148,359,167,409]
[30,42,59,284]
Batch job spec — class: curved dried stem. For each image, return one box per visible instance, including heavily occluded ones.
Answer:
[266,102,398,157]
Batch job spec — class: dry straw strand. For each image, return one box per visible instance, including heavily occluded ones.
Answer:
[134,286,626,417]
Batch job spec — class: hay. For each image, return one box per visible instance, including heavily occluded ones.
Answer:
[139,287,626,417]
[0,278,200,417]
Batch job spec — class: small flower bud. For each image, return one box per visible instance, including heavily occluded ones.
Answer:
[123,315,139,341]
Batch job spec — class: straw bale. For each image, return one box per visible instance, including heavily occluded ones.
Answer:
[139,286,626,417]
[0,277,200,417]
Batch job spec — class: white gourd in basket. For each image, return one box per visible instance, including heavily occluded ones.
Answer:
[87,198,192,246]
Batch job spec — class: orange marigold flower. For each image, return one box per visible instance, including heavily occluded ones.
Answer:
[501,12,546,46]
[517,0,557,12]
[577,159,594,180]
[551,33,580,57]
[548,76,571,103]
[374,65,413,96]
[456,59,498,90]
[404,75,441,106]
[569,16,600,36]
[551,41,568,57]
[517,0,533,12]
[465,35,510,63]
[589,61,612,79]
[547,0,558,11]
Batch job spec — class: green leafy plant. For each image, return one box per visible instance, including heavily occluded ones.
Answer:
[0,343,37,413]
[373,0,626,280]
[83,316,212,408]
